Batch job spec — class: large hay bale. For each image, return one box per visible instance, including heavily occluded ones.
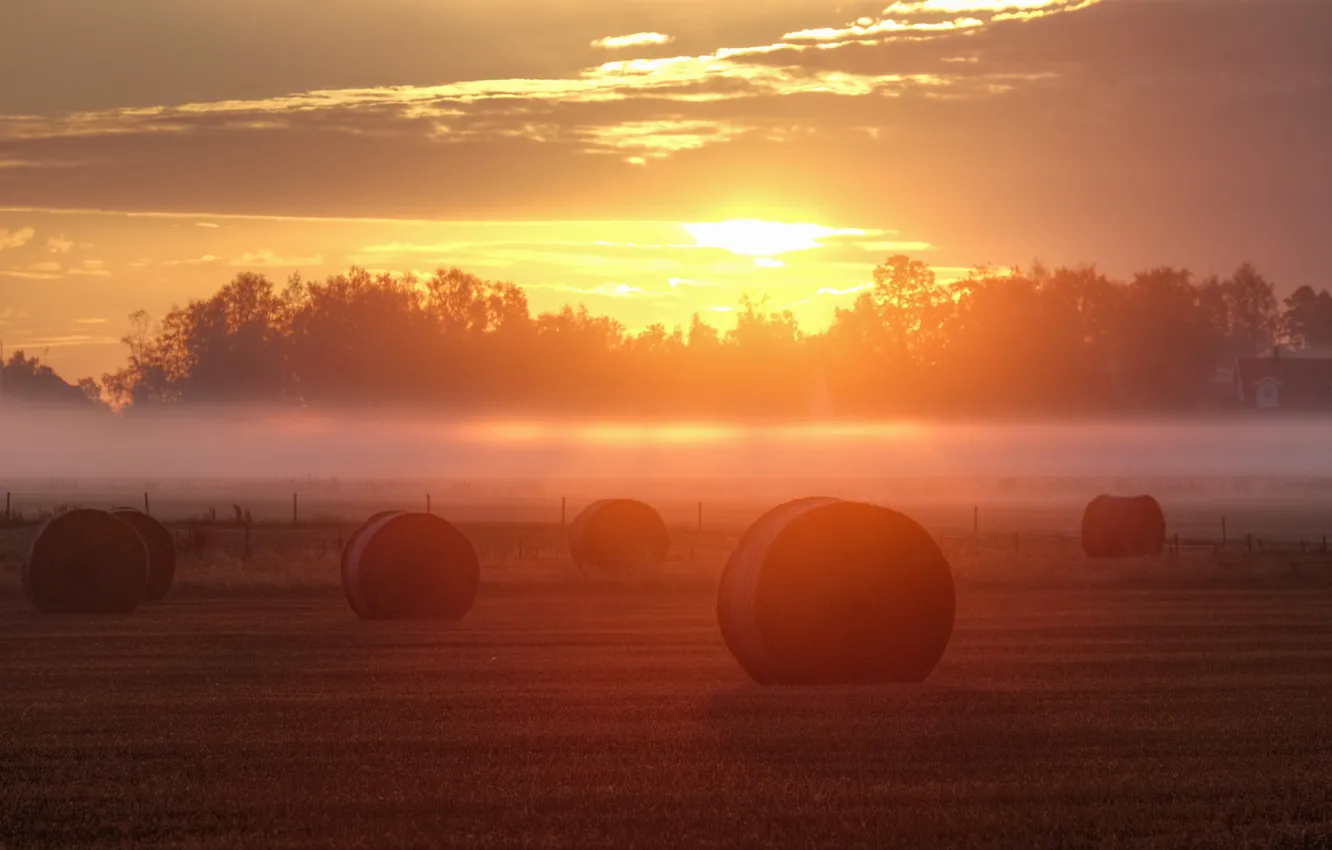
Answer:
[22,509,149,614]
[109,508,176,602]
[717,497,955,685]
[343,511,480,620]
[1081,494,1166,558]
[341,510,405,618]
[568,499,669,575]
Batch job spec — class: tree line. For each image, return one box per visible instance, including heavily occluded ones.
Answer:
[10,255,1332,415]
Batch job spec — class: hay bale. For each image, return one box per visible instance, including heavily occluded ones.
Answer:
[341,510,405,618]
[568,499,669,575]
[717,497,955,685]
[109,508,176,602]
[22,509,149,614]
[1081,494,1166,558]
[343,511,479,620]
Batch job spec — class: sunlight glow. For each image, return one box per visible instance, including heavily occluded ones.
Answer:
[683,220,866,258]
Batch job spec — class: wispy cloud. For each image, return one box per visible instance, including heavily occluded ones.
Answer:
[531,281,667,299]
[73,317,108,325]
[0,268,60,280]
[683,221,870,256]
[858,240,936,252]
[784,16,985,42]
[590,32,674,50]
[783,282,875,307]
[160,254,222,267]
[227,250,324,268]
[0,227,35,251]
[0,1,1080,170]
[45,234,74,253]
[67,259,111,277]
[159,250,323,268]
[12,333,120,348]
[583,119,752,163]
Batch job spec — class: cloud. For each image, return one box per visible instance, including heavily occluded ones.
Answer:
[45,234,74,253]
[196,221,220,228]
[67,259,111,277]
[683,221,869,256]
[12,333,119,348]
[160,254,222,267]
[27,261,62,273]
[582,119,753,162]
[0,227,35,250]
[72,317,108,325]
[784,16,985,42]
[227,250,324,267]
[591,32,675,50]
[783,281,875,307]
[0,6,1067,173]
[0,268,60,280]
[531,281,666,299]
[161,250,323,268]
[858,240,936,252]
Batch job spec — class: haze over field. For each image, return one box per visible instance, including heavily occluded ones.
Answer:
[5,408,1332,482]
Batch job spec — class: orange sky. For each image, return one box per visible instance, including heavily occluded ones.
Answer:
[2,0,1330,381]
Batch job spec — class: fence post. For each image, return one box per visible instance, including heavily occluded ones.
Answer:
[973,505,979,536]
[143,492,150,516]
[292,492,298,526]
[1221,516,1227,545]
[4,491,9,521]
[561,496,567,527]
[426,493,432,514]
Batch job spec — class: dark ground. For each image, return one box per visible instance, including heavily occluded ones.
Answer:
[3,575,1332,849]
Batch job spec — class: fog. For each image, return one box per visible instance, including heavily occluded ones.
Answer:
[3,406,1330,485]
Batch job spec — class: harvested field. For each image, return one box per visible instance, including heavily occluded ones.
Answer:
[2,513,1332,848]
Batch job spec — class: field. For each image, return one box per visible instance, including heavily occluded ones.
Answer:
[3,493,1332,849]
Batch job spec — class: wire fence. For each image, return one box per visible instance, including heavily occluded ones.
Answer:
[2,489,1331,561]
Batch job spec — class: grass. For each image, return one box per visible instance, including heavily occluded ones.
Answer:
[2,511,1332,847]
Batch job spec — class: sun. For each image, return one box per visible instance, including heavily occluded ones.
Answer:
[682,219,865,259]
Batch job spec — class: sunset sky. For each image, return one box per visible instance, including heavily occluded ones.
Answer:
[2,0,1329,382]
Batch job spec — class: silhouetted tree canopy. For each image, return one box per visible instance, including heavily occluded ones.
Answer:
[1,350,104,407]
[83,256,1330,415]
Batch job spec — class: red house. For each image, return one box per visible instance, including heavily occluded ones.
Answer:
[1234,354,1332,410]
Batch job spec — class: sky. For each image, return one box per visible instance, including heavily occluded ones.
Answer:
[1,0,1329,382]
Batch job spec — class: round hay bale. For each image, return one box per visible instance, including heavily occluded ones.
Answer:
[568,499,669,576]
[343,512,479,620]
[341,510,406,618]
[22,509,149,614]
[717,497,955,685]
[1081,494,1166,558]
[109,508,176,602]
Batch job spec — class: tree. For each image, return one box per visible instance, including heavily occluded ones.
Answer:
[1281,285,1332,350]
[99,257,1295,417]
[3,350,99,406]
